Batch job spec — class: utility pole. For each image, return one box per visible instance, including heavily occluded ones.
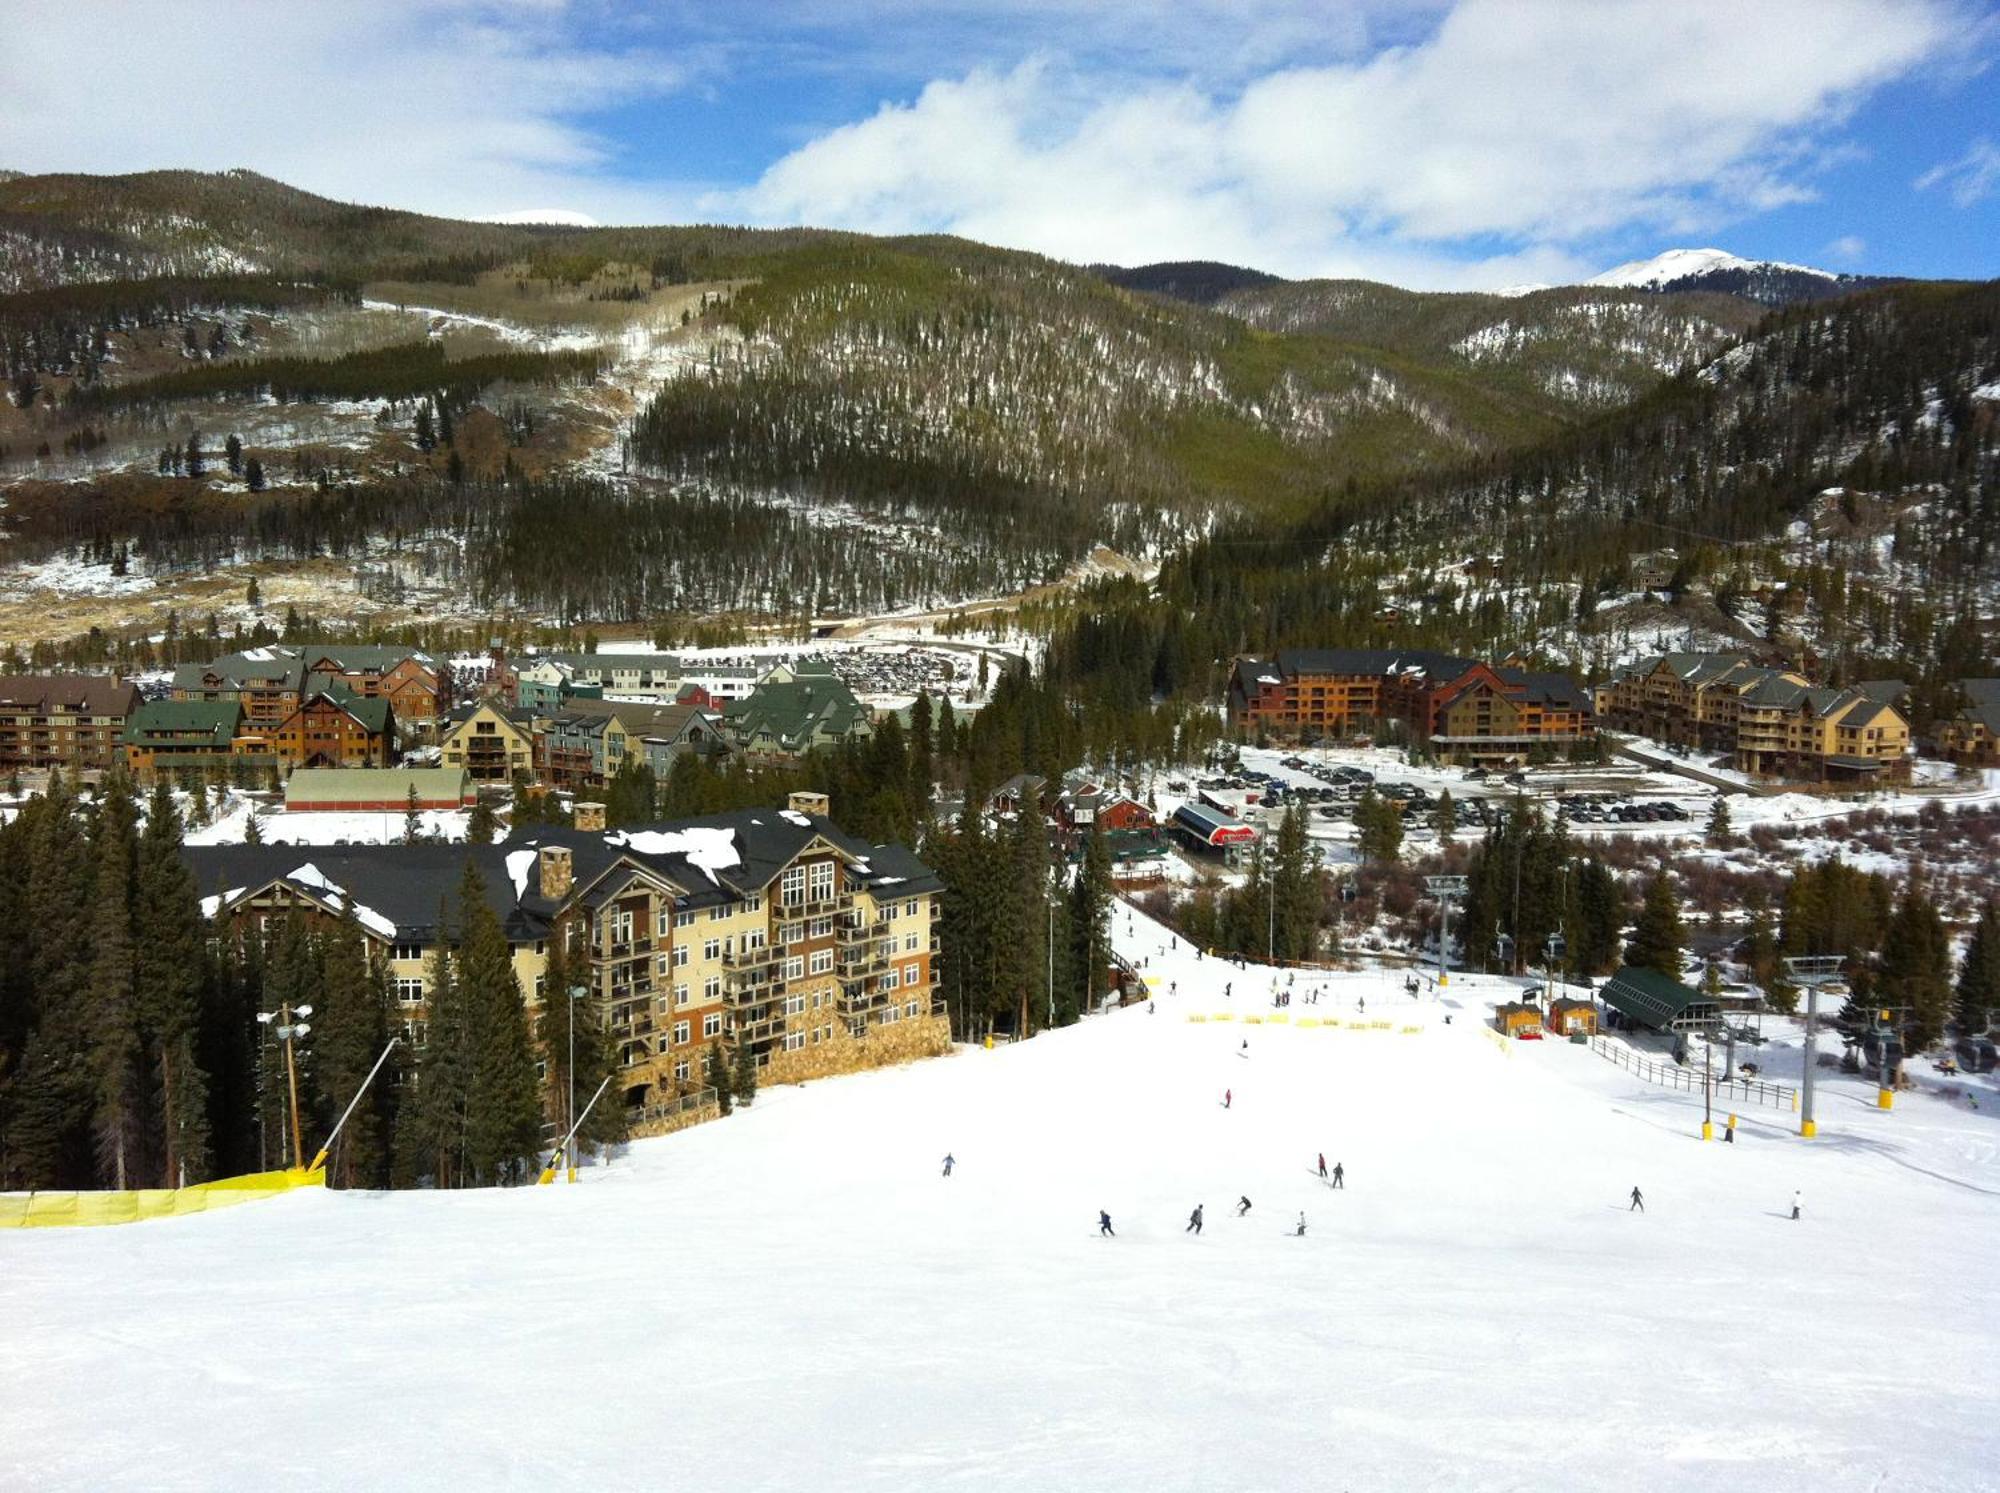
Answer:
[257,1001,313,1170]
[1784,955,1845,1139]
[1425,876,1467,990]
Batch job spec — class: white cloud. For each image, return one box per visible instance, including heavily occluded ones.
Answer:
[1826,234,1868,263]
[0,0,694,222]
[719,0,1954,286]
[1916,138,2000,207]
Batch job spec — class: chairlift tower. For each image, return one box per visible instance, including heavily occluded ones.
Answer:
[1783,956,1845,1138]
[1424,875,1468,989]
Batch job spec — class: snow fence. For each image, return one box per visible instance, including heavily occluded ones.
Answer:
[0,1167,324,1228]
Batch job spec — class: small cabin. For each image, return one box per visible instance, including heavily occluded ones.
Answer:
[1495,1003,1544,1039]
[1546,997,1598,1037]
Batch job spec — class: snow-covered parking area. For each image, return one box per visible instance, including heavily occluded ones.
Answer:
[3,902,1995,1490]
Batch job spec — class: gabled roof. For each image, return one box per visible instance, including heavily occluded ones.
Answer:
[124,699,242,745]
[172,650,307,693]
[1954,679,2000,734]
[1601,965,1716,1030]
[0,674,141,715]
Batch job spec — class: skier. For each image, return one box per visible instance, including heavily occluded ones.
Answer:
[1236,1195,1252,1217]
[1148,1001,1156,1015]
[1296,1211,1307,1237]
[1186,1204,1204,1235]
[1224,1088,1232,1109]
[941,1154,954,1177]
[1240,1038,1248,1053]
[1317,1153,1327,1180]
[1630,1185,1644,1213]
[1331,1161,1344,1189]
[1225,981,1233,999]
[1099,1210,1115,1237]
[1170,981,1177,996]
[1790,1189,1802,1221]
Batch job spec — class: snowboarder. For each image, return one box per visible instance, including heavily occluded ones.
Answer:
[1331,1162,1344,1189]
[1099,1210,1115,1237]
[1240,1038,1248,1052]
[1225,981,1233,998]
[941,1154,954,1177]
[1317,1153,1327,1179]
[1790,1189,1802,1221]
[1224,1088,1232,1109]
[1296,1212,1307,1236]
[1148,1001,1156,1015]
[1236,1195,1252,1217]
[1186,1204,1204,1235]
[1630,1186,1644,1213]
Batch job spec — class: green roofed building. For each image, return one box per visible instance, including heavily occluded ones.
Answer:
[122,699,269,784]
[1600,964,1720,1033]
[722,663,873,760]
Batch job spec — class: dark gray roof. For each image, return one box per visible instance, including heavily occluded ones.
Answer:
[183,808,941,940]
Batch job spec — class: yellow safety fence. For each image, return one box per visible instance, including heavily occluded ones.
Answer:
[0,1167,324,1229]
[1188,1013,1423,1033]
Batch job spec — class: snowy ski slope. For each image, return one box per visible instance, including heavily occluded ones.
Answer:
[3,904,1996,1490]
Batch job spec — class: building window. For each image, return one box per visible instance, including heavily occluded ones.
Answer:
[392,943,423,962]
[673,1020,691,1046]
[673,945,690,967]
[703,976,721,1001]
[784,1032,806,1052]
[808,861,835,902]
[674,982,689,1006]
[612,911,634,944]
[781,865,807,906]
[882,966,901,990]
[905,899,918,918]
[674,909,696,929]
[395,978,425,1004]
[744,894,761,914]
[703,1012,722,1038]
[810,916,833,939]
[809,949,834,975]
[710,905,728,922]
[703,939,720,962]
[674,1060,691,1083]
[783,955,805,982]
[905,1001,919,1019]
[904,933,919,952]
[657,910,671,937]
[785,993,806,1016]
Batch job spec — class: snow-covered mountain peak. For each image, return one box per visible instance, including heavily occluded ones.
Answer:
[1586,247,1833,291]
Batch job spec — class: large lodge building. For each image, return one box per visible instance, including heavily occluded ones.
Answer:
[1226,649,1595,763]
[183,793,945,1135]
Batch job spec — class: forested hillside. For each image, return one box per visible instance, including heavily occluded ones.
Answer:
[1042,278,2000,710]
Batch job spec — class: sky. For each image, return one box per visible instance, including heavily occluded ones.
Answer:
[1,0,1997,290]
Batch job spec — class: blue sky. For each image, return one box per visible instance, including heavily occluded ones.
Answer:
[3,0,1997,288]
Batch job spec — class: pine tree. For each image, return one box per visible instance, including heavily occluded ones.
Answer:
[244,457,265,493]
[457,863,542,1183]
[1625,873,1686,979]
[403,907,470,1185]
[83,778,143,1188]
[1744,888,1788,1013]
[314,911,391,1187]
[1705,797,1733,848]
[466,798,498,845]
[1355,789,1402,865]
[414,402,435,453]
[1956,900,2000,1035]
[134,781,212,1184]
[1270,802,1319,962]
[403,786,423,846]
[1068,824,1114,1019]
[259,912,323,1170]
[732,1038,758,1109]
[184,432,204,479]
[11,770,98,1185]
[224,433,243,476]
[1432,788,1455,843]
[1879,879,1951,1050]
[705,1038,732,1116]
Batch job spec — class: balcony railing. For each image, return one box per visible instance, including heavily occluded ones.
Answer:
[722,942,777,971]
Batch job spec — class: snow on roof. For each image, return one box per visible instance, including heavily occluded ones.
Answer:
[283,861,397,937]
[199,887,245,918]
[505,848,539,902]
[607,826,741,884]
[780,809,813,826]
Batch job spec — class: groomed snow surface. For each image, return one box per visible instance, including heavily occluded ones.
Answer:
[4,903,1996,1490]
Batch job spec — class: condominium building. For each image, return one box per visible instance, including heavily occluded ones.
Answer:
[1596,653,1910,782]
[0,674,141,773]
[1226,649,1594,762]
[182,792,945,1136]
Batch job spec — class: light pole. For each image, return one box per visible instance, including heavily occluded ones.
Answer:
[567,981,588,1180]
[1425,875,1467,989]
[1784,955,1845,1139]
[256,1001,312,1170]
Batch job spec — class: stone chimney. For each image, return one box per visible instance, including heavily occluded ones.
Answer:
[573,800,607,832]
[788,790,829,818]
[539,844,573,900]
